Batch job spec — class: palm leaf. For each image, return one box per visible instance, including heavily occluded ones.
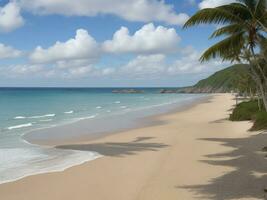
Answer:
[184,8,241,28]
[184,3,251,28]
[255,0,267,17]
[219,3,251,20]
[200,32,246,62]
[238,0,257,11]
[210,24,246,38]
[259,35,267,57]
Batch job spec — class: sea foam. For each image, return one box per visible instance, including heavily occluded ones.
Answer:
[79,115,97,120]
[29,114,56,119]
[64,110,74,114]
[7,123,33,130]
[14,116,26,119]
[0,147,102,184]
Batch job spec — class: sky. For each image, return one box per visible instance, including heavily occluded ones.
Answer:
[0,0,235,87]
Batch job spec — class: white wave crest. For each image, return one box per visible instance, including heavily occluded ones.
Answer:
[64,111,74,114]
[79,115,97,120]
[39,119,52,122]
[7,123,33,130]
[14,116,26,119]
[29,114,56,119]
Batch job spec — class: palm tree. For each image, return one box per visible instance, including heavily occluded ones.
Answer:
[183,0,267,111]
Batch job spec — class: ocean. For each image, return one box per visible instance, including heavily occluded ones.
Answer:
[0,88,206,184]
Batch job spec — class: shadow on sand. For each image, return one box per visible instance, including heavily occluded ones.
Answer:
[178,132,267,200]
[57,137,168,157]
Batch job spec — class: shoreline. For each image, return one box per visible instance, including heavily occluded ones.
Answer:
[0,94,209,186]
[24,94,210,147]
[1,94,266,200]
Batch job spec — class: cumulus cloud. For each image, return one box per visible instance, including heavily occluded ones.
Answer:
[103,23,180,54]
[168,47,225,75]
[1,47,226,82]
[0,2,24,32]
[3,64,44,77]
[120,54,165,78]
[116,47,225,79]
[17,0,189,25]
[199,0,235,9]
[0,43,22,59]
[0,62,116,79]
[29,24,181,66]
[59,66,115,78]
[30,29,100,63]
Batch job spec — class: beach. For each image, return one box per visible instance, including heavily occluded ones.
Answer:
[1,93,266,200]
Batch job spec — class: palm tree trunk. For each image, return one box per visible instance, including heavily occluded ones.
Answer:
[258,82,267,111]
[257,88,262,111]
[247,47,267,112]
[248,65,267,111]
[249,87,253,100]
[250,47,267,87]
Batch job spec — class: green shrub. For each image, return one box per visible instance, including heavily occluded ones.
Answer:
[229,100,259,121]
[230,100,267,131]
[251,112,267,131]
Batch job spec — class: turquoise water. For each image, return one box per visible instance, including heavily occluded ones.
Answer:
[0,88,206,184]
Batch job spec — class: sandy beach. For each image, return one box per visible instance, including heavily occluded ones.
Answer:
[1,93,267,200]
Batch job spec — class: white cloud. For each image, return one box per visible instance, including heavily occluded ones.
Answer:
[4,64,44,77]
[30,29,100,63]
[199,0,235,9]
[0,43,22,59]
[120,54,165,78]
[101,68,115,76]
[61,66,116,78]
[67,66,93,77]
[167,49,206,74]
[1,47,227,82]
[0,2,24,32]
[167,47,225,75]
[117,48,226,79]
[103,23,180,54]
[29,24,181,66]
[17,0,189,25]
[55,59,93,69]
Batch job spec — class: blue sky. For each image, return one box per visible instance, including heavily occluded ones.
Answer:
[0,0,233,87]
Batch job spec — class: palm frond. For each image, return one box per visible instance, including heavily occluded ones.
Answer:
[255,0,267,18]
[256,1,267,31]
[210,24,245,38]
[238,0,257,11]
[219,3,251,20]
[259,35,267,57]
[184,8,241,28]
[200,32,246,62]
[184,3,251,28]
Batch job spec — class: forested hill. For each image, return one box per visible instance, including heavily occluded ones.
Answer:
[183,64,249,93]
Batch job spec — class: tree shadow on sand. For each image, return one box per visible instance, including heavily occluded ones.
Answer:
[178,132,267,200]
[57,137,168,157]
